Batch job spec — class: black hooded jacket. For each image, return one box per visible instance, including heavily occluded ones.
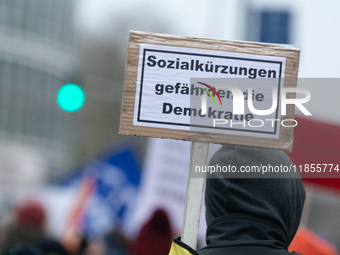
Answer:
[198,146,306,255]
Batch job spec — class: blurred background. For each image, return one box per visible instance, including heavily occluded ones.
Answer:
[0,0,339,254]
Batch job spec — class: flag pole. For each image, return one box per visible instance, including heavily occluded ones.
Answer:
[181,141,209,250]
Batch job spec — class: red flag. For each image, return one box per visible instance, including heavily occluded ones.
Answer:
[289,116,340,191]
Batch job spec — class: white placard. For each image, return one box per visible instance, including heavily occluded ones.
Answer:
[133,44,286,139]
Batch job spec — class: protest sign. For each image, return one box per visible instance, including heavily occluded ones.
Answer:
[119,31,300,151]
[119,31,301,250]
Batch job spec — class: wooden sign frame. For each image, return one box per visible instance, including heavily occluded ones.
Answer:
[119,31,300,151]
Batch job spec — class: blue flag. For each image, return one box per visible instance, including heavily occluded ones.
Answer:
[58,145,141,238]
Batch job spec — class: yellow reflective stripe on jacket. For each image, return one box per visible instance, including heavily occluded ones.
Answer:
[169,238,199,255]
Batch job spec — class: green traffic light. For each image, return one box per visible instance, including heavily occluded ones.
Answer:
[57,83,85,112]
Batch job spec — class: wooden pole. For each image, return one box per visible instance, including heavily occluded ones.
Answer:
[181,141,209,250]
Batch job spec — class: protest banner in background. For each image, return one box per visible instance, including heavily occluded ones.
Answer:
[29,145,141,240]
[127,138,222,241]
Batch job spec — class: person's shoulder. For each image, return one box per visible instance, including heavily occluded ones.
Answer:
[168,238,199,255]
[198,246,301,255]
[34,237,69,255]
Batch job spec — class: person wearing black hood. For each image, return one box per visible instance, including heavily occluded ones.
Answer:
[198,145,306,255]
[168,145,305,255]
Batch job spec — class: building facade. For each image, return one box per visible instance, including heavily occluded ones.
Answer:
[0,0,78,179]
